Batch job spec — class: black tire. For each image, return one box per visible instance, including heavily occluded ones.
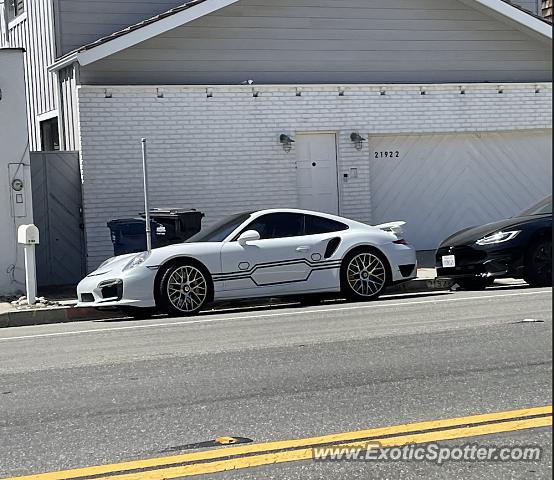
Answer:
[340,248,389,301]
[119,307,158,320]
[158,262,212,316]
[455,277,494,291]
[523,239,552,288]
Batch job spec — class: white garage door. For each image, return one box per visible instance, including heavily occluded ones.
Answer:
[369,130,552,250]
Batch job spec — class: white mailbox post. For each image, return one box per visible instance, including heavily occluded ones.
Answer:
[18,225,39,305]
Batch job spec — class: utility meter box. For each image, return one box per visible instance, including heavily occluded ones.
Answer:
[18,224,40,245]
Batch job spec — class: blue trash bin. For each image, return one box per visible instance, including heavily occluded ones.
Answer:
[107,218,161,256]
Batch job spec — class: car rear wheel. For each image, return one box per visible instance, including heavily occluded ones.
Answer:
[341,249,388,301]
[159,263,211,316]
[524,239,552,288]
[455,277,494,291]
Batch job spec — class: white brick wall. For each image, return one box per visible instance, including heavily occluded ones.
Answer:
[77,83,553,269]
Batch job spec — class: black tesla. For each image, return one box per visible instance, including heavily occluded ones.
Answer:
[436,197,552,290]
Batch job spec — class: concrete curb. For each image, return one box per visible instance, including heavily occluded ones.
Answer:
[0,306,124,328]
[0,276,451,329]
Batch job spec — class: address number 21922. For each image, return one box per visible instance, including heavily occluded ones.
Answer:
[374,151,400,159]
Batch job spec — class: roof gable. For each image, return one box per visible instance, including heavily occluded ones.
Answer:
[459,0,551,41]
[52,0,238,69]
[51,0,552,71]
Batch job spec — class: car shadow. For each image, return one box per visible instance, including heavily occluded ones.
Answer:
[94,290,455,323]
[94,281,542,324]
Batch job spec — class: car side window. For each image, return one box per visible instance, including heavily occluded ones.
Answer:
[242,213,306,240]
[305,215,349,235]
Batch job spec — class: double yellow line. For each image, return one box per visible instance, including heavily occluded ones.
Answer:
[6,406,551,480]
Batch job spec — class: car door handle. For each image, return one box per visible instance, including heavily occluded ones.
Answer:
[296,246,311,252]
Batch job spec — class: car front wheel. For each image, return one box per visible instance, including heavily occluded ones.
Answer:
[524,239,552,288]
[341,249,388,301]
[159,262,211,316]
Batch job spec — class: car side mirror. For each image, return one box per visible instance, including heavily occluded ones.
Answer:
[238,230,260,246]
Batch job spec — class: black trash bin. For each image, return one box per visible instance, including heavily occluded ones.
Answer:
[140,208,204,247]
[107,218,162,256]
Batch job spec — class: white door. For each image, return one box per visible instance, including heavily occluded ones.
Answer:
[296,133,339,214]
[369,130,552,250]
[219,212,331,298]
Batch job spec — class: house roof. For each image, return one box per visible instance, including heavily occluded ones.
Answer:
[50,0,553,72]
[501,0,552,22]
[70,0,209,55]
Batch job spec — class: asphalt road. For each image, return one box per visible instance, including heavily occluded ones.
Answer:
[0,284,552,479]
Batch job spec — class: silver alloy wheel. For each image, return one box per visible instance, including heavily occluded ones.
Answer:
[166,265,208,312]
[347,252,386,297]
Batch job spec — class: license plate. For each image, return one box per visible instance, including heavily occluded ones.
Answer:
[442,255,456,268]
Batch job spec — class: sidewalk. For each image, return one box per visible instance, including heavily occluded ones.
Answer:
[0,297,120,328]
[0,267,446,328]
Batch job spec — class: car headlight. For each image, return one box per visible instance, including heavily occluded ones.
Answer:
[123,251,150,271]
[476,231,521,246]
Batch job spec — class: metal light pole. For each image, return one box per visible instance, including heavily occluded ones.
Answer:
[141,138,152,253]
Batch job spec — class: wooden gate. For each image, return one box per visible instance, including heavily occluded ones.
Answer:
[30,152,85,287]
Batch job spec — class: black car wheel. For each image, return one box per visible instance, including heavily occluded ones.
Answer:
[524,239,552,288]
[455,277,494,291]
[159,262,212,316]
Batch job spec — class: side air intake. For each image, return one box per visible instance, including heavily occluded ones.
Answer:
[324,238,342,259]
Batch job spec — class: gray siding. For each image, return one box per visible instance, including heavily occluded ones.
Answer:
[58,65,80,150]
[511,0,540,14]
[79,0,552,86]
[55,0,186,55]
[0,7,8,46]
[2,0,58,151]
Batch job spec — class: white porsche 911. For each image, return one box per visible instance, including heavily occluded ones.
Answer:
[77,209,417,317]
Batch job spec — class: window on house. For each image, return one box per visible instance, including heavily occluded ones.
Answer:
[40,117,60,151]
[7,0,25,22]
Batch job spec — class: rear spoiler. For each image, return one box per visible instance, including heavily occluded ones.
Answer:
[374,221,406,238]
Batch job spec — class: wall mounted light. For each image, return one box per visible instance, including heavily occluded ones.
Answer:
[252,88,260,98]
[460,85,466,95]
[206,88,213,98]
[380,87,387,96]
[157,88,164,98]
[535,84,541,94]
[498,85,504,94]
[104,89,112,98]
[338,86,345,97]
[296,87,303,97]
[420,87,427,96]
[280,134,295,153]
[350,132,366,150]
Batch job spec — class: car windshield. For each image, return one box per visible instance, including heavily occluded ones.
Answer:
[518,197,552,216]
[186,212,253,243]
